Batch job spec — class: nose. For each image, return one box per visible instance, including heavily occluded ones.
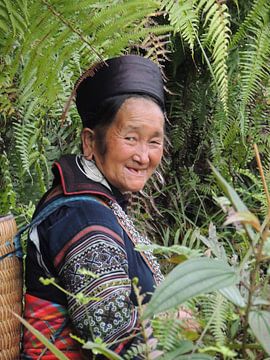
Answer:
[133,143,150,165]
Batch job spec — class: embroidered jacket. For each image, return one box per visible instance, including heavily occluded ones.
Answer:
[22,155,156,359]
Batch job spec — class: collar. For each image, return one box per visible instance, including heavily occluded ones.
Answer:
[52,154,129,209]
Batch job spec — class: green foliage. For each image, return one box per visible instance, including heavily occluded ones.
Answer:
[143,257,238,319]
[153,318,186,352]
[163,0,231,114]
[0,151,16,214]
[1,0,270,359]
[0,0,171,221]
[2,0,171,108]
[198,0,230,115]
[0,0,28,38]
[239,21,270,133]
[200,292,231,345]
[162,0,198,54]
[249,310,270,355]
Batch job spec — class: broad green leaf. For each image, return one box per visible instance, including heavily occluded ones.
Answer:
[249,310,270,355]
[143,257,237,319]
[13,312,69,360]
[219,285,246,307]
[210,163,256,242]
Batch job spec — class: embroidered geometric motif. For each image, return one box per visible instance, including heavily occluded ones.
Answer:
[58,230,137,343]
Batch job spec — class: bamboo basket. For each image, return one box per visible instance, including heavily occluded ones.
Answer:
[0,215,22,360]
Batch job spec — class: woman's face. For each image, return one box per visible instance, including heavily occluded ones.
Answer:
[92,97,164,193]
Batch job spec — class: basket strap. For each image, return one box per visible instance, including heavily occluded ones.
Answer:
[14,195,106,258]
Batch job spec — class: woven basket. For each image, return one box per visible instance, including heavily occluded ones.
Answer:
[0,215,22,360]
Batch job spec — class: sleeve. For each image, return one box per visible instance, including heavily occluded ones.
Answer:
[47,202,139,350]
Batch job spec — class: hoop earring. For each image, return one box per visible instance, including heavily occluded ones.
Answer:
[76,155,104,182]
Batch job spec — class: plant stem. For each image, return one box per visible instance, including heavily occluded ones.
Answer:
[254,144,270,214]
[241,145,270,356]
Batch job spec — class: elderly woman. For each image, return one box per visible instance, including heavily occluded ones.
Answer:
[22,55,165,359]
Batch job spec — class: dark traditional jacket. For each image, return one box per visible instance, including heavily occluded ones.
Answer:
[22,155,156,359]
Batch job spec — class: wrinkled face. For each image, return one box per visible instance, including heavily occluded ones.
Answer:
[93,97,164,193]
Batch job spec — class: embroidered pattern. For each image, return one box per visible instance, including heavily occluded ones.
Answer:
[58,230,138,343]
[108,201,164,285]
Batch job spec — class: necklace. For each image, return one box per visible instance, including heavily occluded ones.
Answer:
[109,200,164,286]
[76,155,111,191]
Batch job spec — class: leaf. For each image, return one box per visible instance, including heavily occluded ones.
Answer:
[158,341,194,360]
[143,257,238,319]
[13,312,69,360]
[249,310,270,355]
[83,340,124,360]
[224,211,261,231]
[219,285,246,307]
[199,222,227,261]
[136,243,201,258]
[209,162,256,242]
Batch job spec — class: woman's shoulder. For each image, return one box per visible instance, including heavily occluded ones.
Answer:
[38,194,124,243]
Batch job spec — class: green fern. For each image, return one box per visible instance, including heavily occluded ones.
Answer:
[0,151,16,213]
[13,121,37,177]
[231,0,270,48]
[123,342,149,360]
[9,0,171,108]
[0,0,28,37]
[162,0,199,55]
[198,0,231,115]
[200,292,231,345]
[13,119,49,181]
[239,23,270,134]
[152,316,183,352]
[105,25,173,57]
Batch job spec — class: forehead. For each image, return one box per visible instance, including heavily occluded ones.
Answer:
[113,97,165,133]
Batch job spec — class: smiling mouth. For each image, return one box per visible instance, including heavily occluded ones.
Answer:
[126,167,146,175]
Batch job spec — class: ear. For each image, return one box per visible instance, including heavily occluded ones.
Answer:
[81,128,95,160]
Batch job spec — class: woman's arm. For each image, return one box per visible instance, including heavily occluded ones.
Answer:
[45,202,140,352]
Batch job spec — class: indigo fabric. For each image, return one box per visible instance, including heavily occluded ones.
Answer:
[23,155,155,359]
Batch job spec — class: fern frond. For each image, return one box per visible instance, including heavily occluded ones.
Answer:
[200,292,231,345]
[85,0,158,33]
[123,342,149,360]
[152,317,182,352]
[13,121,38,176]
[0,0,28,37]
[197,0,231,115]
[231,0,270,48]
[104,25,173,58]
[49,0,98,13]
[0,151,16,213]
[139,31,171,81]
[239,23,270,135]
[94,7,158,45]
[162,0,199,55]
[13,0,171,108]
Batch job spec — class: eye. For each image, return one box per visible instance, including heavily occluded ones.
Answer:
[150,138,162,145]
[125,136,137,142]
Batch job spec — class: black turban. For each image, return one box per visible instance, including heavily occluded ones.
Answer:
[75,55,164,128]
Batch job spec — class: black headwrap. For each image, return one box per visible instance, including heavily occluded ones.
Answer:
[75,55,164,128]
